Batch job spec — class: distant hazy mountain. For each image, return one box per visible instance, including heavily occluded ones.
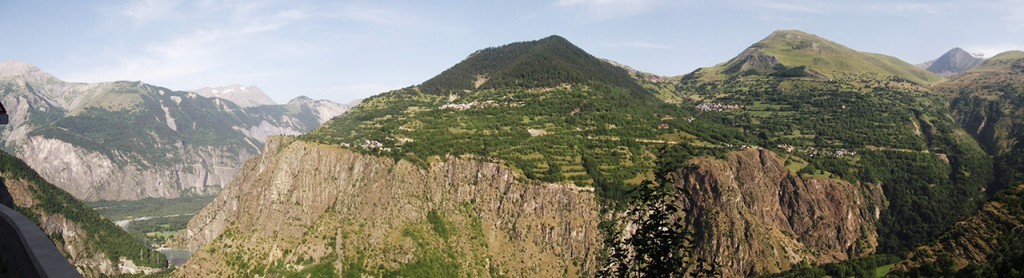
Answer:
[193,85,277,108]
[285,96,350,124]
[0,61,349,201]
[919,47,986,76]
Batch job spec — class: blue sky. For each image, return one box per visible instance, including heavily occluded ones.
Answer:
[2,0,1023,103]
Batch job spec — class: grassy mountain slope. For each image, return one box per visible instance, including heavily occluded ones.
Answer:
[692,30,942,84]
[305,36,748,202]
[0,150,167,276]
[885,52,1024,275]
[940,51,1024,190]
[185,31,1014,276]
[676,30,990,255]
[971,50,1024,72]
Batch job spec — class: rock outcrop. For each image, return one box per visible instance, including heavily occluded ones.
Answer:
[176,137,603,277]
[670,149,885,276]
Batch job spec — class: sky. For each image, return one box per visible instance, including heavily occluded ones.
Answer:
[2,0,1023,104]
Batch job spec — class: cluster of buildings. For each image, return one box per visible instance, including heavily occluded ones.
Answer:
[696,102,739,112]
[439,100,523,111]
[778,144,856,157]
[360,139,391,152]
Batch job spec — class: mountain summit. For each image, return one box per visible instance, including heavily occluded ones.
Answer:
[920,47,986,76]
[193,85,277,107]
[419,35,641,94]
[696,30,941,84]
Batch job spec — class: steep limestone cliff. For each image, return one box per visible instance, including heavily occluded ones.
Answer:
[176,137,603,277]
[670,149,885,276]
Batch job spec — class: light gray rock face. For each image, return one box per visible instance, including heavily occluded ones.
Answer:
[193,85,277,108]
[286,96,353,124]
[17,136,245,200]
[0,61,349,201]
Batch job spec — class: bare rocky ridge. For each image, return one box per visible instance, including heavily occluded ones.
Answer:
[176,137,603,276]
[670,149,885,276]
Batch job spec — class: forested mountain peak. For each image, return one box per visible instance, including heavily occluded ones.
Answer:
[692,30,942,84]
[418,35,642,94]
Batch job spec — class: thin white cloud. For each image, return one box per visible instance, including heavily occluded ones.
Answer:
[332,7,412,27]
[67,2,314,86]
[604,41,675,50]
[747,0,957,15]
[117,0,185,25]
[66,29,223,84]
[998,0,1024,27]
[556,0,670,18]
[753,1,826,14]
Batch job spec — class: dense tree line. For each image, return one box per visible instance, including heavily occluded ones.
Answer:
[419,35,644,95]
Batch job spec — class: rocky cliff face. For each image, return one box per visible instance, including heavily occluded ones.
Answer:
[670,149,885,276]
[16,136,244,200]
[176,137,603,277]
[178,142,890,277]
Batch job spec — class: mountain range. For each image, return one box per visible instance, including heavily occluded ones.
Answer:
[168,30,1024,277]
[0,62,350,201]
[3,29,1024,277]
